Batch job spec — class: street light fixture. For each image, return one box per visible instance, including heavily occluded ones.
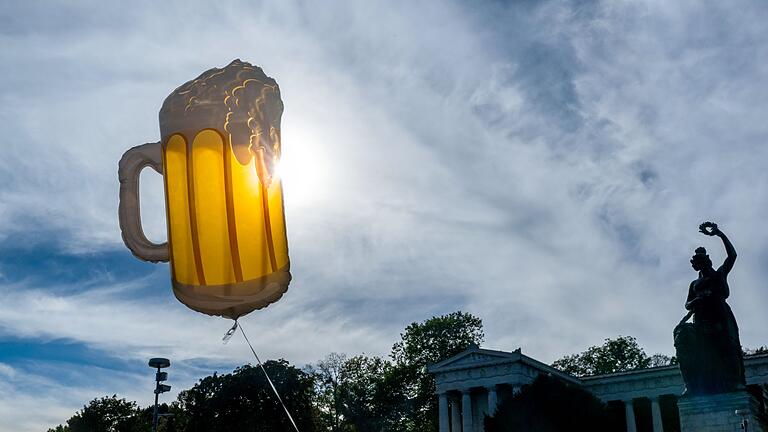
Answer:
[736,409,749,431]
[149,358,171,432]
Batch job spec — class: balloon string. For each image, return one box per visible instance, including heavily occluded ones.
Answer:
[237,321,301,432]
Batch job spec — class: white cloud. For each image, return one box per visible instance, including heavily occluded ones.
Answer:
[0,360,144,432]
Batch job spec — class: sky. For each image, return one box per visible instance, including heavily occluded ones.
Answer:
[2,0,768,430]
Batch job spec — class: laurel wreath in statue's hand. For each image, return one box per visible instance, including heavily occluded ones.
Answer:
[699,221,719,236]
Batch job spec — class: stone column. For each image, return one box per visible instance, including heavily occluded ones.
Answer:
[624,399,637,432]
[487,386,498,417]
[462,389,473,432]
[650,396,664,432]
[451,396,461,432]
[438,393,449,432]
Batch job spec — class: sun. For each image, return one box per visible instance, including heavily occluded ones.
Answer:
[274,134,329,208]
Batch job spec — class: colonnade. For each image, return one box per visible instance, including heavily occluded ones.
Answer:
[437,385,513,432]
[439,389,674,432]
[621,396,669,432]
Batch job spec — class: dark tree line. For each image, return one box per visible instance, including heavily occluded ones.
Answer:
[552,335,676,377]
[484,374,622,432]
[48,311,484,432]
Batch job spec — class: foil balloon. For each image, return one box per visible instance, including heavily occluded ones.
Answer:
[118,60,291,319]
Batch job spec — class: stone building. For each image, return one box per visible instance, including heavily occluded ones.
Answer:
[428,345,768,432]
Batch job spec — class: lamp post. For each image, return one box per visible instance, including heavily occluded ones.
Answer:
[149,358,171,432]
[736,409,749,431]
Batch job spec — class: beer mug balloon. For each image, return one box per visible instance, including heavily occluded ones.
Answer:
[118,60,291,319]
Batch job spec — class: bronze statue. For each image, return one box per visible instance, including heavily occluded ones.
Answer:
[674,222,746,395]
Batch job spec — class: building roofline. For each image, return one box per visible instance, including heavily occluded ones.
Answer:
[428,345,582,385]
[581,352,768,381]
[581,364,679,381]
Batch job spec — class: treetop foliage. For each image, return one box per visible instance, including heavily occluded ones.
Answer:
[552,335,675,377]
[391,311,484,368]
[47,395,151,432]
[176,360,315,432]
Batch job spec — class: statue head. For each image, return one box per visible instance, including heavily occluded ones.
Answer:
[690,247,713,271]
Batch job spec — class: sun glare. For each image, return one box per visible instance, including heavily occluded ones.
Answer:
[274,135,328,207]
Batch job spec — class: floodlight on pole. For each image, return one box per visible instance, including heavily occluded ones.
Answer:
[149,358,171,432]
[736,409,749,431]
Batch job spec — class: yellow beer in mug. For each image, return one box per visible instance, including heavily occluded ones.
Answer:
[118,60,290,319]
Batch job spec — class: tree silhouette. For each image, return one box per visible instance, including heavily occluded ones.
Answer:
[484,374,617,432]
[175,360,315,432]
[553,335,673,376]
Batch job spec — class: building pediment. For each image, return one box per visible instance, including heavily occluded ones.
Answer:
[429,346,582,391]
[429,347,522,373]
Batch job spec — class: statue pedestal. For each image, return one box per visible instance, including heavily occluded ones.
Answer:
[678,391,765,432]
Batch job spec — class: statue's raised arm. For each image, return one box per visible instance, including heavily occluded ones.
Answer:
[699,221,737,275]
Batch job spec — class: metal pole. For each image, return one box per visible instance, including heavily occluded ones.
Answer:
[736,409,749,432]
[148,358,170,432]
[152,366,159,432]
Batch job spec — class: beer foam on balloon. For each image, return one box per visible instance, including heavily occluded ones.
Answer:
[159,59,283,183]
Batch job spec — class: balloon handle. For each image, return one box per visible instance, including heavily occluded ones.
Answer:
[222,320,238,344]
